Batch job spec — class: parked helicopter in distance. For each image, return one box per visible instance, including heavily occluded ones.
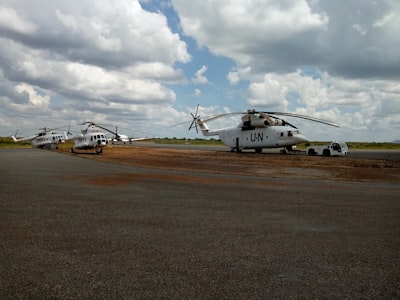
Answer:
[68,122,109,154]
[188,105,339,153]
[12,128,68,149]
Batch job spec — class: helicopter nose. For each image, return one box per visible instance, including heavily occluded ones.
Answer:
[295,134,308,143]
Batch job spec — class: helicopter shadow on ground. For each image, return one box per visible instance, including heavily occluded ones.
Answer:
[69,151,99,156]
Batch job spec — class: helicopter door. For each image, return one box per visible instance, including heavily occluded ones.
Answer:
[235,137,243,152]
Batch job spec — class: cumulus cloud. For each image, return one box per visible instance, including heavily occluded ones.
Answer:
[173,0,328,71]
[173,0,399,79]
[0,0,191,135]
[1,0,399,142]
[246,69,400,140]
[192,65,208,84]
[14,83,50,107]
[227,71,240,85]
[0,5,37,34]
[170,0,400,141]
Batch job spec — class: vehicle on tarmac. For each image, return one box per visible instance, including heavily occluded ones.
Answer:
[307,141,349,156]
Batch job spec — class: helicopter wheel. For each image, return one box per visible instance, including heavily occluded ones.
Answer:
[255,148,262,153]
[280,149,287,154]
[70,148,74,153]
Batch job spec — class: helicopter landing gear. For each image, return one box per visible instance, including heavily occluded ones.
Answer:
[70,148,74,153]
[95,148,103,155]
[255,148,262,153]
[280,146,302,155]
[230,147,242,152]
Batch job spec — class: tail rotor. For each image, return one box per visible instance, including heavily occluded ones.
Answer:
[189,104,200,133]
[67,123,73,136]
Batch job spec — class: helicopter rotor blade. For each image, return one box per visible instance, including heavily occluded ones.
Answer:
[264,112,340,127]
[202,112,242,123]
[267,115,298,129]
[201,110,339,128]
[188,104,200,133]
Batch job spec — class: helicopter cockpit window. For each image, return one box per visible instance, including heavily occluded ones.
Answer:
[288,131,292,137]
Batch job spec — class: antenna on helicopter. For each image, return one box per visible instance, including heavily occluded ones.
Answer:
[189,104,200,133]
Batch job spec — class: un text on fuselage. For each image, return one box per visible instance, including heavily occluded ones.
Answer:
[250,132,263,142]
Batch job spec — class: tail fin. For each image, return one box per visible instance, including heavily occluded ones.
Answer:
[196,119,213,136]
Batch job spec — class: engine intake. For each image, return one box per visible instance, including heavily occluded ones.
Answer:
[250,119,269,128]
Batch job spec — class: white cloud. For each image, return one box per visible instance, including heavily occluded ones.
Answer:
[14,83,50,108]
[0,0,399,142]
[0,5,37,34]
[173,0,328,68]
[168,0,400,141]
[227,71,239,85]
[0,0,193,137]
[192,65,208,84]
[173,0,400,79]
[373,12,395,28]
[244,69,400,141]
[248,76,288,109]
[352,23,367,36]
[55,9,79,31]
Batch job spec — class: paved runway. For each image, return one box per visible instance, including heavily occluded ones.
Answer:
[130,141,400,162]
[1,148,399,299]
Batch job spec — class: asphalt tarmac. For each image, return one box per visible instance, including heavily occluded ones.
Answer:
[1,148,399,299]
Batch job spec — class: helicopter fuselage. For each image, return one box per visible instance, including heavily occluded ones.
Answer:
[32,133,66,148]
[220,127,306,150]
[197,119,307,152]
[72,132,108,150]
[12,131,67,149]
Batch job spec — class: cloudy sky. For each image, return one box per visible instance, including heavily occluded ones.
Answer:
[0,0,399,142]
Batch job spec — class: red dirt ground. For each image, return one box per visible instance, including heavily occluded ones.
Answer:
[57,145,400,183]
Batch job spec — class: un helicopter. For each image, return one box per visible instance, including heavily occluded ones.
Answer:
[12,127,68,149]
[68,122,148,154]
[68,122,109,154]
[188,105,339,154]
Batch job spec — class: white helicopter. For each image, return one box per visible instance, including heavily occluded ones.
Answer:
[188,105,339,153]
[68,122,109,154]
[12,128,68,149]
